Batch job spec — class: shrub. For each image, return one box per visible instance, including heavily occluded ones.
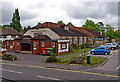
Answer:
[38,49,41,55]
[2,51,6,55]
[12,55,17,60]
[46,55,60,63]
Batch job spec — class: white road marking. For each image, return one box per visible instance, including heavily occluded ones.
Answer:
[0,69,23,74]
[117,65,120,70]
[36,75,61,80]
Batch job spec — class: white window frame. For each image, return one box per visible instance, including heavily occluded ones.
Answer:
[42,42,44,47]
[80,37,82,44]
[52,42,55,48]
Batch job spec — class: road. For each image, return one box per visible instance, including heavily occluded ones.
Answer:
[0,50,119,81]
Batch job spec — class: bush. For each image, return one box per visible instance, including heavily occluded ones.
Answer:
[2,51,6,55]
[12,55,17,60]
[2,54,17,61]
[46,55,60,63]
[38,49,41,55]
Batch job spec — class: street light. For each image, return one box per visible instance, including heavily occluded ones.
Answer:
[101,25,106,44]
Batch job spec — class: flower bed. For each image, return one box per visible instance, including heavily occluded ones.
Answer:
[2,54,17,61]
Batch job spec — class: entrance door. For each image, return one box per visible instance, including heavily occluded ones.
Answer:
[21,43,31,51]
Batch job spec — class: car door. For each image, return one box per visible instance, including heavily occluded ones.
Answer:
[99,47,105,54]
[94,47,101,54]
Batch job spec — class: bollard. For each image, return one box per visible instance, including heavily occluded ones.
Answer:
[87,55,91,64]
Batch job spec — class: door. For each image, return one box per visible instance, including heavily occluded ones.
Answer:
[94,47,104,54]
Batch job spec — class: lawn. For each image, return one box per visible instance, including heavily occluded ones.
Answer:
[57,55,107,66]
[59,48,93,56]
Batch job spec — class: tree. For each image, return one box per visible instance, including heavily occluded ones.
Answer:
[57,20,64,24]
[10,8,22,33]
[82,19,101,31]
[0,25,2,28]
[67,22,74,26]
[37,22,41,25]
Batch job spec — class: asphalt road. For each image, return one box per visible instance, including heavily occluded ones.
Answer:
[0,50,119,81]
[1,63,119,81]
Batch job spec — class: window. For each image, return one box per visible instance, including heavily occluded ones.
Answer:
[13,41,14,46]
[17,42,19,46]
[84,37,86,43]
[34,42,36,46]
[7,41,9,45]
[34,32,42,37]
[68,37,72,45]
[64,26,69,30]
[80,38,82,44]
[42,42,44,47]
[74,38,78,44]
[52,42,55,48]
[3,35,7,38]
[62,37,66,40]
[62,43,66,49]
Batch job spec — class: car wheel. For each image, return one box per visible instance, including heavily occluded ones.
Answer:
[104,52,108,55]
[111,47,114,50]
[91,51,95,55]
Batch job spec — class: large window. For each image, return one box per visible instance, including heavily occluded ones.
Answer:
[42,42,44,47]
[74,38,78,44]
[62,43,66,49]
[52,42,55,48]
[68,37,72,45]
[80,38,82,44]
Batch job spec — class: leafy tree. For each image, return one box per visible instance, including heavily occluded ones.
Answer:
[10,8,23,33]
[67,22,74,26]
[57,20,64,24]
[82,19,101,31]
[37,22,41,25]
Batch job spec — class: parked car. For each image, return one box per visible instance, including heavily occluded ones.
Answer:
[113,42,120,49]
[105,43,116,50]
[0,47,7,52]
[91,46,110,55]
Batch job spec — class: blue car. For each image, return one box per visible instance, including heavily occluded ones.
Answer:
[91,46,110,55]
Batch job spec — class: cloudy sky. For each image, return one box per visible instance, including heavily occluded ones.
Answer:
[0,0,119,29]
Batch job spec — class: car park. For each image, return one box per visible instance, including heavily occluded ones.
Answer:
[91,46,110,55]
[105,43,116,50]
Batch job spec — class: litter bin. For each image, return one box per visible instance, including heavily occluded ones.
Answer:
[87,55,91,64]
[46,48,54,55]
[41,48,47,55]
[34,50,38,55]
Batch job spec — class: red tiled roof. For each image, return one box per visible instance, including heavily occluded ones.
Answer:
[31,22,103,37]
[0,28,23,35]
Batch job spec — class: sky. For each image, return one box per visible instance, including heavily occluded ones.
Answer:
[0,0,119,30]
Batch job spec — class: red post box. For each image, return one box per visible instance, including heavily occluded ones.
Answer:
[41,48,46,55]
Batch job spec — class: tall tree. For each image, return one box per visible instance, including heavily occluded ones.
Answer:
[10,8,22,33]
[67,22,74,26]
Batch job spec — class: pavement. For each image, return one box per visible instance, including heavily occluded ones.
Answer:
[0,49,119,81]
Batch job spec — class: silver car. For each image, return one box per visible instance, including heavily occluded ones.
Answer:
[0,47,7,51]
[105,43,116,50]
